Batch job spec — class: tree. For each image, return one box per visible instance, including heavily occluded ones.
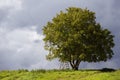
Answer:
[42,7,115,70]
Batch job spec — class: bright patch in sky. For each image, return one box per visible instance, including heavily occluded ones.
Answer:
[0,0,22,10]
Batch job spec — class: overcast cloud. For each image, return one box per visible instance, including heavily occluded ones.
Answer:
[0,0,120,70]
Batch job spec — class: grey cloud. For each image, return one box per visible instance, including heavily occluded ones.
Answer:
[0,8,10,24]
[0,28,59,70]
[1,0,83,32]
[0,49,17,70]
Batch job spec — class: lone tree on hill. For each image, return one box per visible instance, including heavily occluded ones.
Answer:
[43,7,115,70]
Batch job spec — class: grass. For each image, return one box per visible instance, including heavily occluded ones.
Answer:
[0,69,120,80]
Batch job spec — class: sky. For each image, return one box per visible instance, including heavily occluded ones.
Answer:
[0,0,120,70]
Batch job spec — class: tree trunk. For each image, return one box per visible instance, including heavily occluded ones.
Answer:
[69,60,81,70]
[72,66,79,70]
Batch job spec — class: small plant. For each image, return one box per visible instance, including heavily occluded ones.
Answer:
[31,69,46,73]
[18,69,29,73]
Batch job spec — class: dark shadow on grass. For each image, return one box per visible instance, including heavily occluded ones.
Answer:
[100,68,116,72]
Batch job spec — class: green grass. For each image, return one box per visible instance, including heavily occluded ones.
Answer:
[0,69,120,80]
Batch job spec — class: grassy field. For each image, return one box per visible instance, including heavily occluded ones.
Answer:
[0,69,120,80]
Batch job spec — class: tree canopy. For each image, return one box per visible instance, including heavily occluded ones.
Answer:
[43,7,115,70]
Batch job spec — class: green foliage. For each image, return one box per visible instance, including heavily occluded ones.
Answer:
[43,7,115,70]
[0,70,120,80]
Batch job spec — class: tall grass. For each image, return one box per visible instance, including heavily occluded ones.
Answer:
[0,69,120,80]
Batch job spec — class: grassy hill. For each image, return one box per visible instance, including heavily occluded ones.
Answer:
[0,69,120,80]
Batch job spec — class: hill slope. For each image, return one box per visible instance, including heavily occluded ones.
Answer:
[0,69,120,80]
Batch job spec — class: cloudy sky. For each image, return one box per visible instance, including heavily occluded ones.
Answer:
[0,0,120,70]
